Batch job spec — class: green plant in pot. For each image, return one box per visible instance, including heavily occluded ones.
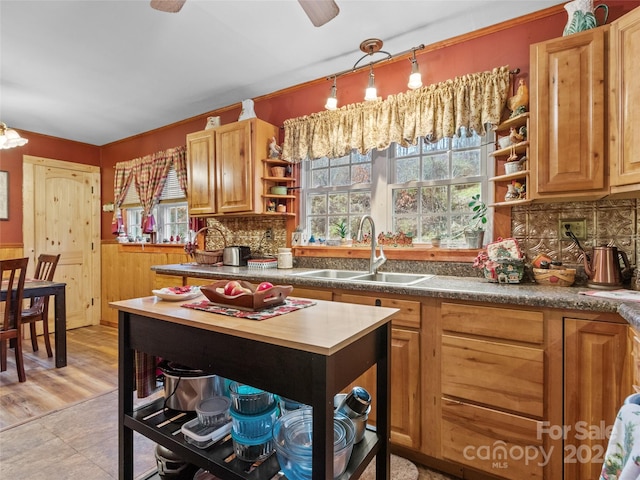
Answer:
[465,194,487,249]
[333,220,349,245]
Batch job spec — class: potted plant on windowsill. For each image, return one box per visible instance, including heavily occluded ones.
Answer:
[333,220,350,245]
[465,194,487,249]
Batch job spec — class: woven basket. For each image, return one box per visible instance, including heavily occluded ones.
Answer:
[190,226,227,265]
[533,268,576,287]
[193,249,224,265]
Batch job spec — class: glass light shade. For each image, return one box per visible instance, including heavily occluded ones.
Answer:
[325,84,338,110]
[364,87,378,101]
[408,60,422,89]
[408,72,422,89]
[0,127,28,149]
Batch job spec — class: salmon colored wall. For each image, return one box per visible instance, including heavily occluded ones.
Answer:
[0,133,100,244]
[2,1,637,244]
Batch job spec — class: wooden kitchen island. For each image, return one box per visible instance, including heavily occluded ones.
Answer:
[111,296,397,480]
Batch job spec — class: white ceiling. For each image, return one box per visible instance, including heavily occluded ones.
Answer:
[0,0,561,146]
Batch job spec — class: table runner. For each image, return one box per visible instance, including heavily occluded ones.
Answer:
[181,298,316,320]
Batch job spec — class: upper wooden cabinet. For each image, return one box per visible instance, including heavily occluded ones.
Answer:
[186,118,278,216]
[186,129,217,216]
[609,6,640,193]
[530,27,608,200]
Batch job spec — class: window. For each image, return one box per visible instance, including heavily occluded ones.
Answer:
[122,166,188,242]
[302,128,493,247]
[304,151,372,242]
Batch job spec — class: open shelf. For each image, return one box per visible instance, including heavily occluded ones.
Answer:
[126,397,381,480]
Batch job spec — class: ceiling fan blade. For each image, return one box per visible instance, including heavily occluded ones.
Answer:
[298,0,340,27]
[150,0,186,13]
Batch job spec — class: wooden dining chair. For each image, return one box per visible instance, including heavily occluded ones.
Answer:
[21,254,60,357]
[0,257,29,382]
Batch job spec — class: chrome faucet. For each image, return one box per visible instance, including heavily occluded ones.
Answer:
[357,215,386,274]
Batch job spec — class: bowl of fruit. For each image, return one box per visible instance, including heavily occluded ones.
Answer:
[200,280,294,311]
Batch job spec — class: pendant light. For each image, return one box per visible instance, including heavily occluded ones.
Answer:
[364,65,377,101]
[325,76,338,110]
[0,122,28,149]
[407,49,422,89]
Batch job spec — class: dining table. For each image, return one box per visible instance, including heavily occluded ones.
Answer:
[1,279,67,368]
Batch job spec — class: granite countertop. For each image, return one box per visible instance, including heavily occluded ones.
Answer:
[152,264,640,326]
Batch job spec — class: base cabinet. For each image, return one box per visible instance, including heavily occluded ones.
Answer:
[564,318,632,480]
[333,293,422,451]
[436,302,548,480]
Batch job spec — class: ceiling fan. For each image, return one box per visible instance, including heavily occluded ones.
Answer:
[150,0,340,27]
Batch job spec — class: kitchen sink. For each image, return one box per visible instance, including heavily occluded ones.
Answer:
[293,269,367,279]
[350,272,434,285]
[292,270,434,285]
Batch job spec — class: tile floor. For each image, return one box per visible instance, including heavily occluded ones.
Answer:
[0,388,457,480]
[0,390,156,480]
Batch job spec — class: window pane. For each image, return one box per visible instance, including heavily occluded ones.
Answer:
[330,165,350,186]
[422,153,449,181]
[421,186,448,213]
[312,157,328,168]
[451,183,480,212]
[420,215,448,240]
[394,217,417,237]
[350,192,371,214]
[328,193,348,214]
[351,163,371,184]
[422,137,449,153]
[393,188,418,214]
[311,168,328,188]
[308,194,327,215]
[452,149,481,178]
[395,142,420,157]
[396,158,420,183]
[309,217,327,240]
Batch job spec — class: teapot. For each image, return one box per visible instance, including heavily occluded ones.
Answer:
[563,0,608,36]
[583,245,632,289]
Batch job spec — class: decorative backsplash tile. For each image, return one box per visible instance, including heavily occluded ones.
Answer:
[512,198,638,268]
[204,217,286,257]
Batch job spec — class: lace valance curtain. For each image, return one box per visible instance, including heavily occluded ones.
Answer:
[282,65,511,163]
[111,146,187,234]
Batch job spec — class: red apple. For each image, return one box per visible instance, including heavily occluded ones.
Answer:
[256,281,274,292]
[224,280,241,296]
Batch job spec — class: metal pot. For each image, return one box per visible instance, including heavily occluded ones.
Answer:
[159,361,225,411]
[583,245,632,289]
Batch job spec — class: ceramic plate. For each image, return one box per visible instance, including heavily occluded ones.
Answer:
[152,286,202,301]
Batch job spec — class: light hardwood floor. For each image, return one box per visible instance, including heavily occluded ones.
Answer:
[0,325,119,430]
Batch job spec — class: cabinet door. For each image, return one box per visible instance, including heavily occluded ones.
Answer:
[187,130,216,215]
[564,319,632,480]
[609,7,640,191]
[215,121,253,213]
[530,27,608,199]
[333,293,421,449]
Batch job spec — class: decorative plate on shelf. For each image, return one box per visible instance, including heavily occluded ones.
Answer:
[152,286,202,301]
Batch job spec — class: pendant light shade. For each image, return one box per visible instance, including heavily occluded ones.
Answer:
[408,50,422,89]
[0,122,28,149]
[364,65,377,101]
[325,77,338,110]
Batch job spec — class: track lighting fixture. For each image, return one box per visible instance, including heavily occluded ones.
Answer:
[325,76,338,110]
[0,122,28,149]
[407,49,423,90]
[323,39,425,110]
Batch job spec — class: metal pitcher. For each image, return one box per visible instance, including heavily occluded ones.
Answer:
[583,245,632,289]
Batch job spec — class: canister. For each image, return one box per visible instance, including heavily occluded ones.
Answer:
[278,248,293,269]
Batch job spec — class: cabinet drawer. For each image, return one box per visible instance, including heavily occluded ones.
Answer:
[442,334,544,418]
[290,286,333,301]
[442,399,544,480]
[442,302,544,344]
[334,293,420,328]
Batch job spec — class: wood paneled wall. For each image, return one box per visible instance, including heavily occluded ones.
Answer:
[100,243,185,326]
